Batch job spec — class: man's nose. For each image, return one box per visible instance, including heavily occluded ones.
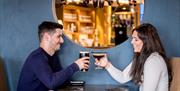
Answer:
[60,37,64,44]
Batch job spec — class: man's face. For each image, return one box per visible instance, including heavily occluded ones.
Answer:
[48,28,64,51]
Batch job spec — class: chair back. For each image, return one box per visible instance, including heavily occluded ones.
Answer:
[0,57,8,91]
[169,57,180,91]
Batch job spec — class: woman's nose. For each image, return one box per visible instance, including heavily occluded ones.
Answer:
[131,39,134,44]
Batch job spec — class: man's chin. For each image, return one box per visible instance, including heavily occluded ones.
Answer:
[55,46,60,51]
[57,47,60,51]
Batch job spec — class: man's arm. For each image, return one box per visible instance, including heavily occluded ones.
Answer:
[32,57,79,89]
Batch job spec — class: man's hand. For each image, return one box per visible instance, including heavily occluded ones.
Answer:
[75,57,90,70]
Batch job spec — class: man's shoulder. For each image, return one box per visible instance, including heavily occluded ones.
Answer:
[29,48,42,56]
[27,48,46,62]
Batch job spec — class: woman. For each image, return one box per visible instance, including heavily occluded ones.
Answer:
[95,23,169,91]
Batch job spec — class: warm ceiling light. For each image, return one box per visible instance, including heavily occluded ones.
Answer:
[117,0,129,4]
[57,0,138,8]
[130,5,135,13]
[122,7,126,10]
[74,0,81,3]
[67,0,72,3]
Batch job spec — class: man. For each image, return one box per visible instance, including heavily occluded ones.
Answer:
[17,21,89,91]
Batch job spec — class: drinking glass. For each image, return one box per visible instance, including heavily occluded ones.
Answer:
[92,52,106,69]
[79,51,90,72]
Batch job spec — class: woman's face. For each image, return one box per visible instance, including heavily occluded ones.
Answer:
[131,30,143,52]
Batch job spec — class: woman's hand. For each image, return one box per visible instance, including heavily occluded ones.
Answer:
[94,54,110,68]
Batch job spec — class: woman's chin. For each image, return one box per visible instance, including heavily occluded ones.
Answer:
[134,50,141,53]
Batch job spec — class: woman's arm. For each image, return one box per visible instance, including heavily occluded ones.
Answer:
[106,62,132,84]
[95,54,132,84]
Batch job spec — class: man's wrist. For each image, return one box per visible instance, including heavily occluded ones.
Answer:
[73,62,80,71]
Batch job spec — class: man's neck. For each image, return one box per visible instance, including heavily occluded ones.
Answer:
[40,44,55,56]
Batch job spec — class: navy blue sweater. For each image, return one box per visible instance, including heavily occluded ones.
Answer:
[17,47,79,91]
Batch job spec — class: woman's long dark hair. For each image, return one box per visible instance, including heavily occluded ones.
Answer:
[130,23,169,85]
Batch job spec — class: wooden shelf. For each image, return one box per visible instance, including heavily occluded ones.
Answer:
[61,5,96,47]
[79,21,93,23]
[55,4,140,48]
[63,20,77,22]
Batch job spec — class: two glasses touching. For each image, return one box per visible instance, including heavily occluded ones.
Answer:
[79,51,108,72]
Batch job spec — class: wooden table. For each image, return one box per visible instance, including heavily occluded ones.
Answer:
[58,85,134,91]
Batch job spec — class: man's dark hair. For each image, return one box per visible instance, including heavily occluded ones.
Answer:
[38,21,63,42]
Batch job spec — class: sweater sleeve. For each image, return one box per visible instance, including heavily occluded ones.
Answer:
[106,62,132,84]
[32,56,79,89]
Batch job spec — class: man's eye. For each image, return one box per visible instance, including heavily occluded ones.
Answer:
[58,35,61,38]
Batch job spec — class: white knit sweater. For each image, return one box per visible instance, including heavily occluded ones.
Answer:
[106,52,169,91]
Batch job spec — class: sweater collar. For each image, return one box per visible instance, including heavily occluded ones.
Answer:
[39,47,52,58]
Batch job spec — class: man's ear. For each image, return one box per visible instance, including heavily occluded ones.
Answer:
[44,32,50,41]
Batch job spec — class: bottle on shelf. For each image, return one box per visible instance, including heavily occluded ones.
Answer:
[94,29,99,47]
[69,23,76,32]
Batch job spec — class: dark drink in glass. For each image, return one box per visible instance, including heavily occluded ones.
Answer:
[93,54,105,60]
[79,51,90,72]
[92,52,106,69]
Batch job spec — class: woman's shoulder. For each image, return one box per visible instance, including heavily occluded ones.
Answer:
[147,52,163,62]
[145,52,167,70]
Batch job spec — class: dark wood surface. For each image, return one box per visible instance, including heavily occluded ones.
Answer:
[58,85,131,91]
